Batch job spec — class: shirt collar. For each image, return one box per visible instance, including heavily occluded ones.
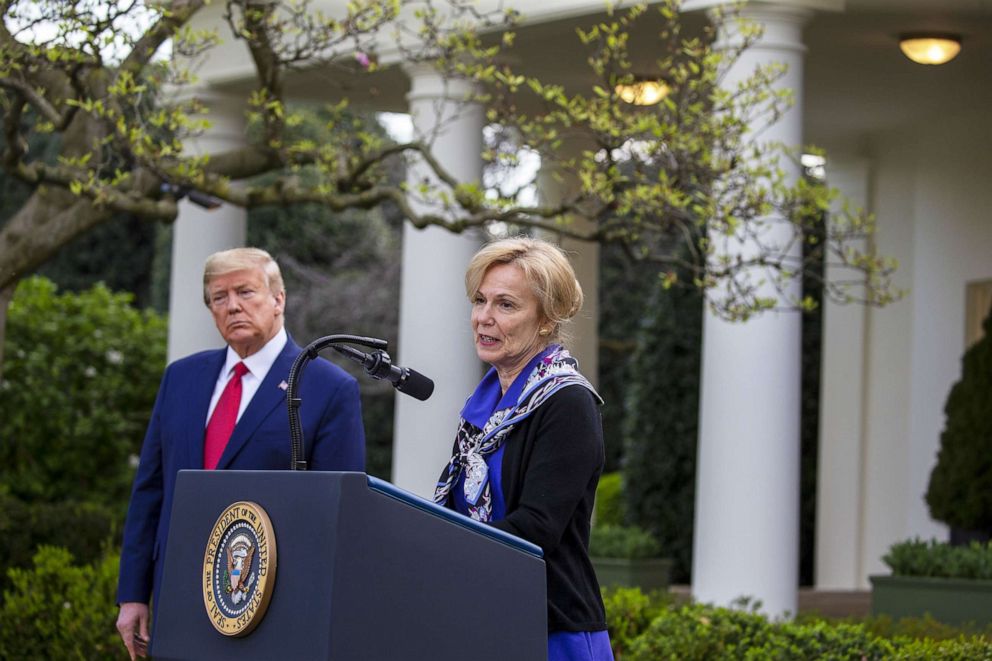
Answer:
[222,326,287,381]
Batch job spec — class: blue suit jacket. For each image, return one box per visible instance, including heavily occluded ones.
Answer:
[116,338,365,605]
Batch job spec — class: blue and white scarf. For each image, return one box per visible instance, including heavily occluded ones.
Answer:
[433,345,601,522]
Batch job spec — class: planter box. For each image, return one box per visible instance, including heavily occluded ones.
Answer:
[591,557,672,592]
[870,574,992,625]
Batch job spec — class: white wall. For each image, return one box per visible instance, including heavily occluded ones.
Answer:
[815,156,869,589]
[858,135,917,584]
[817,106,992,587]
[903,110,992,538]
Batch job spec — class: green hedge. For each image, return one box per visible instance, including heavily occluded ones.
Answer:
[0,547,126,660]
[883,538,992,580]
[591,525,663,559]
[603,587,672,657]
[0,493,116,595]
[595,471,624,527]
[625,604,894,660]
[621,270,702,584]
[0,277,166,512]
[603,588,992,660]
[853,613,992,643]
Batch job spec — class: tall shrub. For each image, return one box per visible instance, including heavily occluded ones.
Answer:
[622,273,703,583]
[0,493,116,594]
[0,547,125,660]
[926,307,992,533]
[598,245,661,471]
[0,277,166,512]
[245,108,404,479]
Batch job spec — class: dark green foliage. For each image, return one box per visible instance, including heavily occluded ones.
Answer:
[0,493,116,595]
[891,637,992,660]
[926,307,992,532]
[600,588,992,660]
[590,525,663,559]
[149,223,174,314]
[246,105,403,480]
[602,587,672,659]
[850,613,992,642]
[621,270,703,583]
[36,216,157,309]
[883,538,992,580]
[361,391,396,479]
[0,123,157,307]
[595,471,624,527]
[624,602,896,660]
[0,277,166,512]
[799,209,825,587]
[597,244,661,471]
[248,202,401,479]
[0,122,59,226]
[0,547,126,660]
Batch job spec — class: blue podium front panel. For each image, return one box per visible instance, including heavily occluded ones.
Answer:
[153,470,547,661]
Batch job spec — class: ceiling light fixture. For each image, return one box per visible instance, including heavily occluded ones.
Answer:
[615,80,669,106]
[899,33,962,65]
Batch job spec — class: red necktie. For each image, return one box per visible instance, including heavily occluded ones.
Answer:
[203,362,249,470]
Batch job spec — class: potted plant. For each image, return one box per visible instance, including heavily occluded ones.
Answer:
[870,538,992,625]
[589,524,672,592]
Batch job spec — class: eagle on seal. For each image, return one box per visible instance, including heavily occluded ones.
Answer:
[226,534,255,596]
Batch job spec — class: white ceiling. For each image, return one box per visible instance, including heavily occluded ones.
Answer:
[804,2,992,148]
[212,0,992,151]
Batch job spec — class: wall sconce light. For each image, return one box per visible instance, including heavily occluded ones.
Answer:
[615,80,669,106]
[899,33,962,65]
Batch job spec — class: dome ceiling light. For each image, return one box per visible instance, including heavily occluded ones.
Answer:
[899,33,962,65]
[615,80,669,106]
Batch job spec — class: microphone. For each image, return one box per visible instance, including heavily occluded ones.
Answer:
[333,345,435,401]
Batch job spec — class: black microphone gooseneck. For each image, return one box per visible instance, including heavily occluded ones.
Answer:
[287,334,386,471]
[287,335,435,471]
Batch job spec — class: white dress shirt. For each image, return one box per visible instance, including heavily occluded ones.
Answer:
[205,326,288,425]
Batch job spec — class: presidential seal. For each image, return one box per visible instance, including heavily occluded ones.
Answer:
[202,501,277,637]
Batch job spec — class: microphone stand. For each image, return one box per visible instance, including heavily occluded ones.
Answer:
[286,334,387,471]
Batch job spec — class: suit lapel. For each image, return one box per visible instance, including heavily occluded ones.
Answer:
[188,351,226,470]
[215,340,299,469]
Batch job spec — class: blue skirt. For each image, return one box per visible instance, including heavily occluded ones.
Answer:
[548,630,614,661]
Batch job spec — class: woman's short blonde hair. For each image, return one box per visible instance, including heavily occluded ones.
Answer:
[465,236,583,343]
[202,247,285,305]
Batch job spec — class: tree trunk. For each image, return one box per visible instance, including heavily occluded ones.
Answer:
[0,190,114,291]
[0,281,15,382]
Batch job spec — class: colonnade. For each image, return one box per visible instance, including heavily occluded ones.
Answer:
[169,0,828,618]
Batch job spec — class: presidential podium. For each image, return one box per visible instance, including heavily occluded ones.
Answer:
[151,470,547,660]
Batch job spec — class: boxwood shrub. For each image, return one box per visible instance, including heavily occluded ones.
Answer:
[590,524,663,560]
[883,538,992,580]
[0,492,116,595]
[595,472,624,527]
[0,546,126,660]
[604,588,992,660]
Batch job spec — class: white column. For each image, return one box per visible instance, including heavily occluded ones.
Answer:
[691,3,810,618]
[815,156,870,589]
[536,142,599,386]
[167,93,247,362]
[392,64,484,496]
[561,236,598,386]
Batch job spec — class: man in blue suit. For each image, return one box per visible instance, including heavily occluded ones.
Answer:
[115,247,365,659]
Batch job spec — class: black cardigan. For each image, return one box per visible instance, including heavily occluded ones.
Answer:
[442,384,608,632]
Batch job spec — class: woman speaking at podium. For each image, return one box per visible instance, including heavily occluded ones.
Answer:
[434,237,613,661]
